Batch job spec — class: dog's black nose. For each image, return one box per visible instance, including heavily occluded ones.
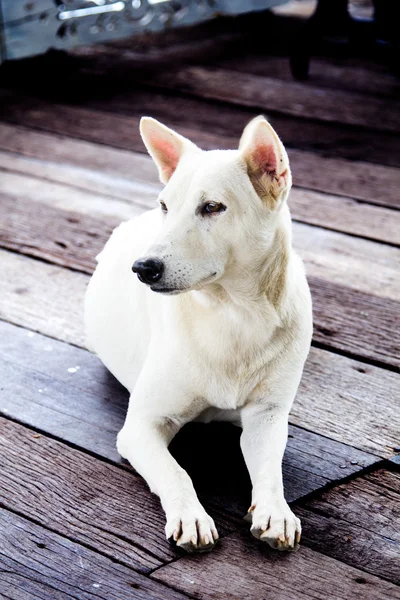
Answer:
[132,258,164,285]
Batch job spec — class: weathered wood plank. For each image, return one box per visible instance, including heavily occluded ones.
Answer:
[310,276,400,368]
[8,7,397,101]
[0,122,398,210]
[290,151,400,211]
[93,15,400,101]
[151,529,400,600]
[1,145,399,301]
[298,469,400,584]
[1,139,399,243]
[0,169,146,221]
[214,54,400,100]
[131,66,400,133]
[0,509,192,600]
[0,249,87,347]
[290,189,400,246]
[0,193,118,273]
[292,348,400,458]
[3,294,400,456]
[2,89,400,169]
[0,417,239,573]
[0,320,379,513]
[65,28,400,133]
[1,191,399,368]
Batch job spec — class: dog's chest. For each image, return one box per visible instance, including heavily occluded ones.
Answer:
[185,301,281,410]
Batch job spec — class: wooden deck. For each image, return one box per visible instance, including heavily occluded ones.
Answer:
[1,8,399,599]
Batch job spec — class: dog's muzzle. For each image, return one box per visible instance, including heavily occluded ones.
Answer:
[132,258,164,285]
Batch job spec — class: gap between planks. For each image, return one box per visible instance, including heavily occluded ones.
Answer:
[1,447,398,600]
[1,401,398,595]
[0,507,195,600]
[0,156,399,246]
[2,87,400,170]
[149,522,400,600]
[0,133,398,244]
[43,20,400,134]
[0,122,398,212]
[147,467,400,587]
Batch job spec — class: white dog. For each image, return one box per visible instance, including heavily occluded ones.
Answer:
[84,115,312,553]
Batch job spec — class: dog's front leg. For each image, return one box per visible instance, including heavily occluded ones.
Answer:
[117,409,218,553]
[240,402,301,551]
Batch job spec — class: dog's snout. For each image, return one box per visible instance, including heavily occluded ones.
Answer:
[132,258,164,285]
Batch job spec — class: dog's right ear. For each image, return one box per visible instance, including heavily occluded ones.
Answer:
[140,117,199,185]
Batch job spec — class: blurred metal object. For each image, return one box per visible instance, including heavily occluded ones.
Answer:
[0,0,289,63]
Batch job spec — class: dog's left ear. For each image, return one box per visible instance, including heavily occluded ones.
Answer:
[239,116,291,208]
[140,117,200,184]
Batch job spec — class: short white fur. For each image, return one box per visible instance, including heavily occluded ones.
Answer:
[84,115,313,553]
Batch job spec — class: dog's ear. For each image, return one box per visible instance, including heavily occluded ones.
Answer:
[239,116,291,208]
[140,117,199,184]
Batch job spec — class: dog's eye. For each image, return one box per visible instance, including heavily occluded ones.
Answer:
[201,202,226,216]
[160,201,168,213]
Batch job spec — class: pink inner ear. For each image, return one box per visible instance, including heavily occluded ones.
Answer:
[252,143,277,174]
[149,135,180,179]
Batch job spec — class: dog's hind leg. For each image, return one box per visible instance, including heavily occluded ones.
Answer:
[117,398,218,553]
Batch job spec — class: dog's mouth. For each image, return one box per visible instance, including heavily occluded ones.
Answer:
[150,287,182,295]
[151,272,218,295]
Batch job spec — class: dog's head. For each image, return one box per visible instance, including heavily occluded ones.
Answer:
[132,115,292,295]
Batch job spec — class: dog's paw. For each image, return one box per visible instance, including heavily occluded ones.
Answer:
[247,502,301,551]
[165,504,219,553]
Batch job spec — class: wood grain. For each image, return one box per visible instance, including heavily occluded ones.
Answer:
[289,151,400,211]
[0,320,379,514]
[1,142,399,302]
[90,19,400,101]
[2,88,400,170]
[65,31,400,132]
[293,347,400,458]
[152,529,400,600]
[132,66,400,133]
[298,469,400,584]
[0,122,398,210]
[1,13,399,595]
[214,54,400,100]
[290,189,400,246]
[0,509,192,600]
[0,417,239,573]
[310,276,400,369]
[0,192,118,273]
[0,249,87,347]
[0,134,399,244]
